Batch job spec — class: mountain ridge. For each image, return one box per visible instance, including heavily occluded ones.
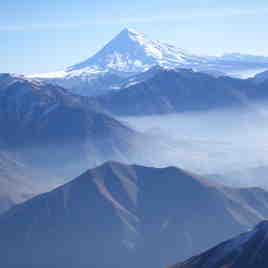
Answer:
[1,161,268,267]
[89,67,268,116]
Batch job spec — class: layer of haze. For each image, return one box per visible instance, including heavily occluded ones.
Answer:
[119,104,268,189]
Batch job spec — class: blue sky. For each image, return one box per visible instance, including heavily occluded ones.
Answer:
[1,0,268,74]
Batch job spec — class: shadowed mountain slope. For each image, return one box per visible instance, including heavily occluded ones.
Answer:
[173,220,268,268]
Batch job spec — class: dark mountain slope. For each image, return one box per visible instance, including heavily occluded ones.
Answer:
[254,70,268,84]
[91,68,268,115]
[1,162,268,268]
[0,73,138,169]
[173,220,268,268]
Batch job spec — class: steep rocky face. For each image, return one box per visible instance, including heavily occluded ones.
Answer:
[1,162,268,268]
[173,221,268,268]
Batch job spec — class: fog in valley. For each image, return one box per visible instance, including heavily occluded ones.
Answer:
[119,103,268,189]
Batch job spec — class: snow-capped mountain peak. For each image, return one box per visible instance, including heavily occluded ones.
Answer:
[66,28,204,74]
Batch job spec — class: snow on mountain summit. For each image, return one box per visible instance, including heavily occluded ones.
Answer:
[27,28,210,95]
[29,28,268,80]
[30,28,206,80]
[66,28,205,74]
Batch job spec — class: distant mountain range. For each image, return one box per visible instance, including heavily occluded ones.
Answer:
[89,66,268,116]
[218,53,268,64]
[1,161,268,268]
[29,28,268,96]
[173,220,268,268]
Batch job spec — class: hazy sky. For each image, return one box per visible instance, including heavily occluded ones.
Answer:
[2,0,268,74]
